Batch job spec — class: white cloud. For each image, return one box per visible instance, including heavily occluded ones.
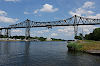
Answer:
[69,8,86,16]
[34,4,58,14]
[24,11,30,15]
[4,0,19,2]
[51,33,58,36]
[87,11,94,14]
[57,25,97,37]
[0,9,18,23]
[34,9,39,14]
[82,1,95,8]
[0,10,7,16]
[78,25,97,34]
[69,1,95,16]
[40,4,58,12]
[12,29,22,32]
[36,30,49,34]
[0,16,18,23]
[57,26,74,35]
[87,14,100,19]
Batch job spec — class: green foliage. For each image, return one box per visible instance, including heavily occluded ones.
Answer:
[38,37,46,41]
[51,38,65,41]
[67,40,100,52]
[93,28,100,41]
[0,35,65,41]
[74,36,82,40]
[10,36,25,40]
[85,28,100,41]
[74,33,84,40]
[67,42,82,51]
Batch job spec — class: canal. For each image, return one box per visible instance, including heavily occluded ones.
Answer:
[0,41,100,66]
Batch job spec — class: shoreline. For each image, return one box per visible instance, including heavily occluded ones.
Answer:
[0,40,66,42]
[67,40,100,55]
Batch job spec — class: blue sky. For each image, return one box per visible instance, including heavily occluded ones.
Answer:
[0,0,100,40]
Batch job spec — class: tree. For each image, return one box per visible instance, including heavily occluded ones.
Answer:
[74,33,84,40]
[85,28,100,41]
[93,28,100,41]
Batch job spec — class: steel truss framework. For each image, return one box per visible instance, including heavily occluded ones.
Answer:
[0,15,100,39]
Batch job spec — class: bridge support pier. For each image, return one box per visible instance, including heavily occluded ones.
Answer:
[4,29,11,40]
[0,29,2,38]
[25,27,30,40]
[73,15,78,39]
[25,19,30,40]
[74,25,78,37]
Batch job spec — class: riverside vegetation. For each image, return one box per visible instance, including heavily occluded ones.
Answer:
[67,40,100,52]
[0,35,65,41]
[67,28,100,53]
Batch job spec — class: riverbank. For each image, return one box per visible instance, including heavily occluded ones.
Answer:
[0,39,40,41]
[0,40,66,42]
[67,40,100,55]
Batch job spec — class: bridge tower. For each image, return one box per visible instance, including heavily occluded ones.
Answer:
[4,28,11,40]
[74,15,78,38]
[0,29,2,38]
[25,19,30,40]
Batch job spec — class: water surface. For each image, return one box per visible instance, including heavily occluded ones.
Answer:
[0,41,100,66]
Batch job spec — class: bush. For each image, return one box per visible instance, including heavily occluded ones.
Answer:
[67,42,82,51]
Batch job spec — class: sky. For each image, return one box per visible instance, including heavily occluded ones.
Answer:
[0,0,100,40]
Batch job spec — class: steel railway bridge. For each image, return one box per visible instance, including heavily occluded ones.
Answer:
[0,15,100,40]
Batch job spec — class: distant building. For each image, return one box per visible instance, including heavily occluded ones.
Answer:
[46,38,52,41]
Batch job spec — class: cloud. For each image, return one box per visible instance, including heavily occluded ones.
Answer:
[82,1,95,8]
[57,26,74,35]
[40,4,58,12]
[24,11,30,15]
[51,33,58,36]
[78,25,97,34]
[34,9,39,14]
[57,25,97,37]
[0,16,18,23]
[34,4,58,14]
[0,9,18,23]
[0,10,7,16]
[4,0,19,2]
[12,29,22,32]
[36,30,49,34]
[69,1,95,16]
[87,14,100,19]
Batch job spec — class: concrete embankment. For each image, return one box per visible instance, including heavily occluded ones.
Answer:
[67,40,100,55]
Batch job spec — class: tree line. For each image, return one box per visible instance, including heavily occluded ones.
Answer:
[75,28,100,41]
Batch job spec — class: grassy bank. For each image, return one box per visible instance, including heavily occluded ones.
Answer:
[67,40,100,52]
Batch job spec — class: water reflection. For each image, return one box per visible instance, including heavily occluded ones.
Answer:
[23,41,30,66]
[24,41,30,56]
[3,41,10,55]
[0,41,100,66]
[67,51,100,66]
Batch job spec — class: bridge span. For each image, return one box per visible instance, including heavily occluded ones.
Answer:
[0,15,100,40]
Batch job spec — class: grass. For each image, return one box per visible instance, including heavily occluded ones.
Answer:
[67,40,100,52]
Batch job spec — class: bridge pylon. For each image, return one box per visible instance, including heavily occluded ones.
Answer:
[25,19,30,40]
[74,25,78,37]
[4,29,11,40]
[0,29,2,38]
[74,15,78,39]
